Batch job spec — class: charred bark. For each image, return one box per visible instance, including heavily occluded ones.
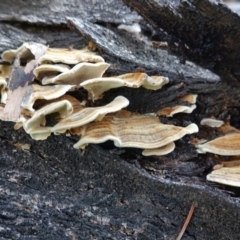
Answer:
[122,0,240,84]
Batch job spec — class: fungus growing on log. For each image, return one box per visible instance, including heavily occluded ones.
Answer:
[178,94,198,104]
[73,115,198,150]
[41,62,110,85]
[34,64,70,80]
[0,42,199,161]
[200,118,224,128]
[157,105,196,117]
[81,73,169,100]
[23,100,73,140]
[1,42,35,63]
[21,84,73,112]
[197,133,240,156]
[0,65,12,103]
[39,47,105,64]
[52,96,129,134]
[207,167,240,187]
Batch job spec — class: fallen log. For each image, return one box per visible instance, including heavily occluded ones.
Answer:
[0,1,240,239]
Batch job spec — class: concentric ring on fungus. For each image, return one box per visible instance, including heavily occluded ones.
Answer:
[73,115,198,150]
[51,96,129,134]
[197,133,240,156]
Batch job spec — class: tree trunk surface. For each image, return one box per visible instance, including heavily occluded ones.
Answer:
[0,0,240,239]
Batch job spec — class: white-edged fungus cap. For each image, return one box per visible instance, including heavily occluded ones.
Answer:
[23,100,73,140]
[21,84,73,112]
[200,118,224,128]
[157,105,196,117]
[34,64,70,80]
[1,42,33,63]
[178,94,198,104]
[197,133,240,156]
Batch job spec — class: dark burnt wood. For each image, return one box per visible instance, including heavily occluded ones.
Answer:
[122,0,240,84]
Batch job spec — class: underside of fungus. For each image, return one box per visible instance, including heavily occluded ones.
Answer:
[142,142,175,156]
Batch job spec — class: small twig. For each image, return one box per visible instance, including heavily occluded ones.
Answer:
[176,204,195,240]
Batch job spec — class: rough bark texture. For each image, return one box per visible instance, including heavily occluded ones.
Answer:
[0,0,141,25]
[122,0,240,83]
[1,0,240,239]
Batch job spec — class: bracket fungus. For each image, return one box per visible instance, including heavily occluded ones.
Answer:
[52,96,129,134]
[41,62,110,85]
[157,105,196,117]
[200,118,224,128]
[81,73,169,100]
[73,115,198,150]
[1,42,35,63]
[157,94,197,117]
[34,64,71,80]
[197,133,240,156]
[207,167,240,187]
[23,100,73,140]
[0,42,200,162]
[21,84,73,112]
[39,47,105,65]
[178,94,198,104]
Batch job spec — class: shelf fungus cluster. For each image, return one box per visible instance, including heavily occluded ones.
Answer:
[2,42,240,187]
[4,42,240,187]
[0,42,201,157]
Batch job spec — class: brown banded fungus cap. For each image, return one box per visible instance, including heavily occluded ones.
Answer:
[80,73,169,100]
[157,94,198,117]
[197,133,240,156]
[73,115,198,149]
[157,105,196,117]
[207,166,240,187]
[0,42,199,158]
[51,96,129,134]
